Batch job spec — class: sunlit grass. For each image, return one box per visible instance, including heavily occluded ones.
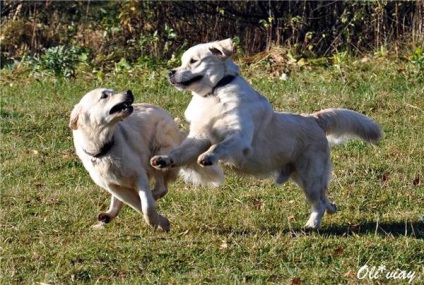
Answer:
[1,58,423,284]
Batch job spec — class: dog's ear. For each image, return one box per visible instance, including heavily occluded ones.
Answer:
[209,38,234,60]
[69,104,81,130]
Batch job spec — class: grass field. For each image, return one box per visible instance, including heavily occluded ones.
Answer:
[1,56,423,284]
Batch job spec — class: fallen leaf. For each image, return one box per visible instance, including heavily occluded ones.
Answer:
[118,271,127,278]
[413,176,420,186]
[334,246,344,255]
[251,198,263,209]
[380,172,389,183]
[290,277,303,285]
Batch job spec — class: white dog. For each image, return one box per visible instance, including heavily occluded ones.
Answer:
[151,39,382,229]
[70,88,222,231]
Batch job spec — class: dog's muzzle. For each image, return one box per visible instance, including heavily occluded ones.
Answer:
[168,69,203,87]
[109,90,134,115]
[168,69,177,84]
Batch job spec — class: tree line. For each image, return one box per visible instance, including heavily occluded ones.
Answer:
[1,0,423,67]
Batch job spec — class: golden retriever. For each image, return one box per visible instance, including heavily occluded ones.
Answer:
[151,39,382,229]
[70,88,222,231]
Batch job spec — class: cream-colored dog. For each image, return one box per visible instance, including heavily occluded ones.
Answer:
[70,88,222,231]
[151,39,382,229]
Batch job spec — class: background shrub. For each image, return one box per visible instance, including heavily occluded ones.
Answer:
[1,0,423,71]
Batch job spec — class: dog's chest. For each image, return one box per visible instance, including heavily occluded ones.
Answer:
[184,96,221,123]
[185,95,238,134]
[84,157,129,189]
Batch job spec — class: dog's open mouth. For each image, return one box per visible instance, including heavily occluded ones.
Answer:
[109,101,134,115]
[178,75,203,86]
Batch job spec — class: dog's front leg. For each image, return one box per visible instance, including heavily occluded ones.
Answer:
[136,174,170,232]
[198,130,252,167]
[151,136,210,169]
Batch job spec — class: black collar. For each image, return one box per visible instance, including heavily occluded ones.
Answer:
[209,75,237,96]
[83,137,114,158]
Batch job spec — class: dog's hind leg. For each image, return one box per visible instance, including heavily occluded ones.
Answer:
[321,178,337,215]
[275,163,295,185]
[102,182,170,232]
[92,191,127,229]
[98,195,124,224]
[291,175,326,229]
[291,154,330,229]
[323,196,337,214]
[152,172,168,200]
[106,185,141,214]
[318,161,337,215]
[303,180,327,229]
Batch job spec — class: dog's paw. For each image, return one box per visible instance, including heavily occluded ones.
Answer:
[197,153,216,167]
[150,155,174,169]
[158,215,170,232]
[304,216,322,229]
[98,212,112,224]
[304,221,320,230]
[326,203,337,214]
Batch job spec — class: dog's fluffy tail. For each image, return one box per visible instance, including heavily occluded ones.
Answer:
[311,108,382,145]
[179,163,224,187]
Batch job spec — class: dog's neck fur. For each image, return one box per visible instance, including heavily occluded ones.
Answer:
[83,136,114,158]
[208,74,237,97]
[192,59,240,97]
[207,60,239,96]
[77,124,116,158]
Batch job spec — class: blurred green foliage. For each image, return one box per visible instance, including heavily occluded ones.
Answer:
[1,0,423,76]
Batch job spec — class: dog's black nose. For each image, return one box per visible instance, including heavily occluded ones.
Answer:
[168,70,176,77]
[123,90,134,102]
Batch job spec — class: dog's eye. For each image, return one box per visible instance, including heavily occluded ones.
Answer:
[189,58,198,65]
[100,91,109,100]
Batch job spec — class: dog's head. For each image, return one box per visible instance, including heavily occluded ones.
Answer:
[168,38,239,97]
[69,88,134,130]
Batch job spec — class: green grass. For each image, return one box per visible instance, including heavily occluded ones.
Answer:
[1,58,423,284]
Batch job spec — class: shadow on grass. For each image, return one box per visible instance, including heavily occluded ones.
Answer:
[115,220,423,240]
[315,220,424,239]
[193,219,423,239]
